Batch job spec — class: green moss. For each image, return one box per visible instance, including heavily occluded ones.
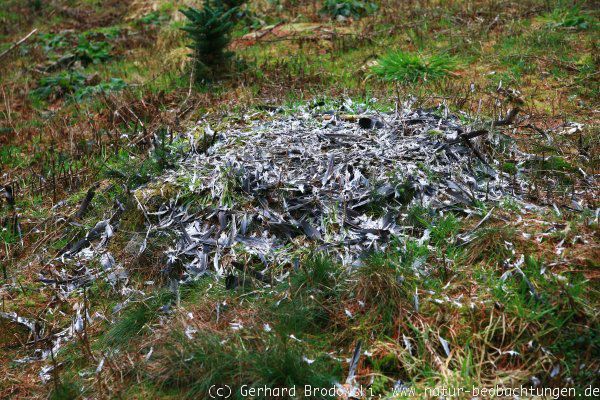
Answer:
[501,161,518,175]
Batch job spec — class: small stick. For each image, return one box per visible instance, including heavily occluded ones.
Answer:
[447,106,521,146]
[494,106,520,126]
[3,185,15,207]
[0,29,38,60]
[75,183,98,219]
[446,129,488,145]
[49,342,60,393]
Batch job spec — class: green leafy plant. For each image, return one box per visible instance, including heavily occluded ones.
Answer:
[546,7,593,30]
[180,1,242,81]
[372,51,456,84]
[32,71,125,101]
[137,11,168,26]
[38,32,112,67]
[38,32,68,51]
[321,0,377,19]
[32,71,88,100]
[75,37,112,65]
[73,78,126,100]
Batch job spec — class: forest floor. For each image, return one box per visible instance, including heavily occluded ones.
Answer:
[0,1,599,399]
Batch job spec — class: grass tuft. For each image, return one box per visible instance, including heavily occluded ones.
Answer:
[464,225,519,266]
[101,290,174,348]
[292,253,338,292]
[156,333,341,399]
[372,51,457,84]
[49,380,80,400]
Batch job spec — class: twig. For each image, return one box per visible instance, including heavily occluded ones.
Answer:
[182,58,196,108]
[75,183,98,219]
[446,129,488,145]
[0,29,38,60]
[494,106,520,127]
[446,105,521,147]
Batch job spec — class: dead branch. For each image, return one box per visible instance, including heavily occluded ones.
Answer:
[447,129,488,145]
[75,183,99,219]
[494,106,520,127]
[447,106,521,146]
[0,29,38,61]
